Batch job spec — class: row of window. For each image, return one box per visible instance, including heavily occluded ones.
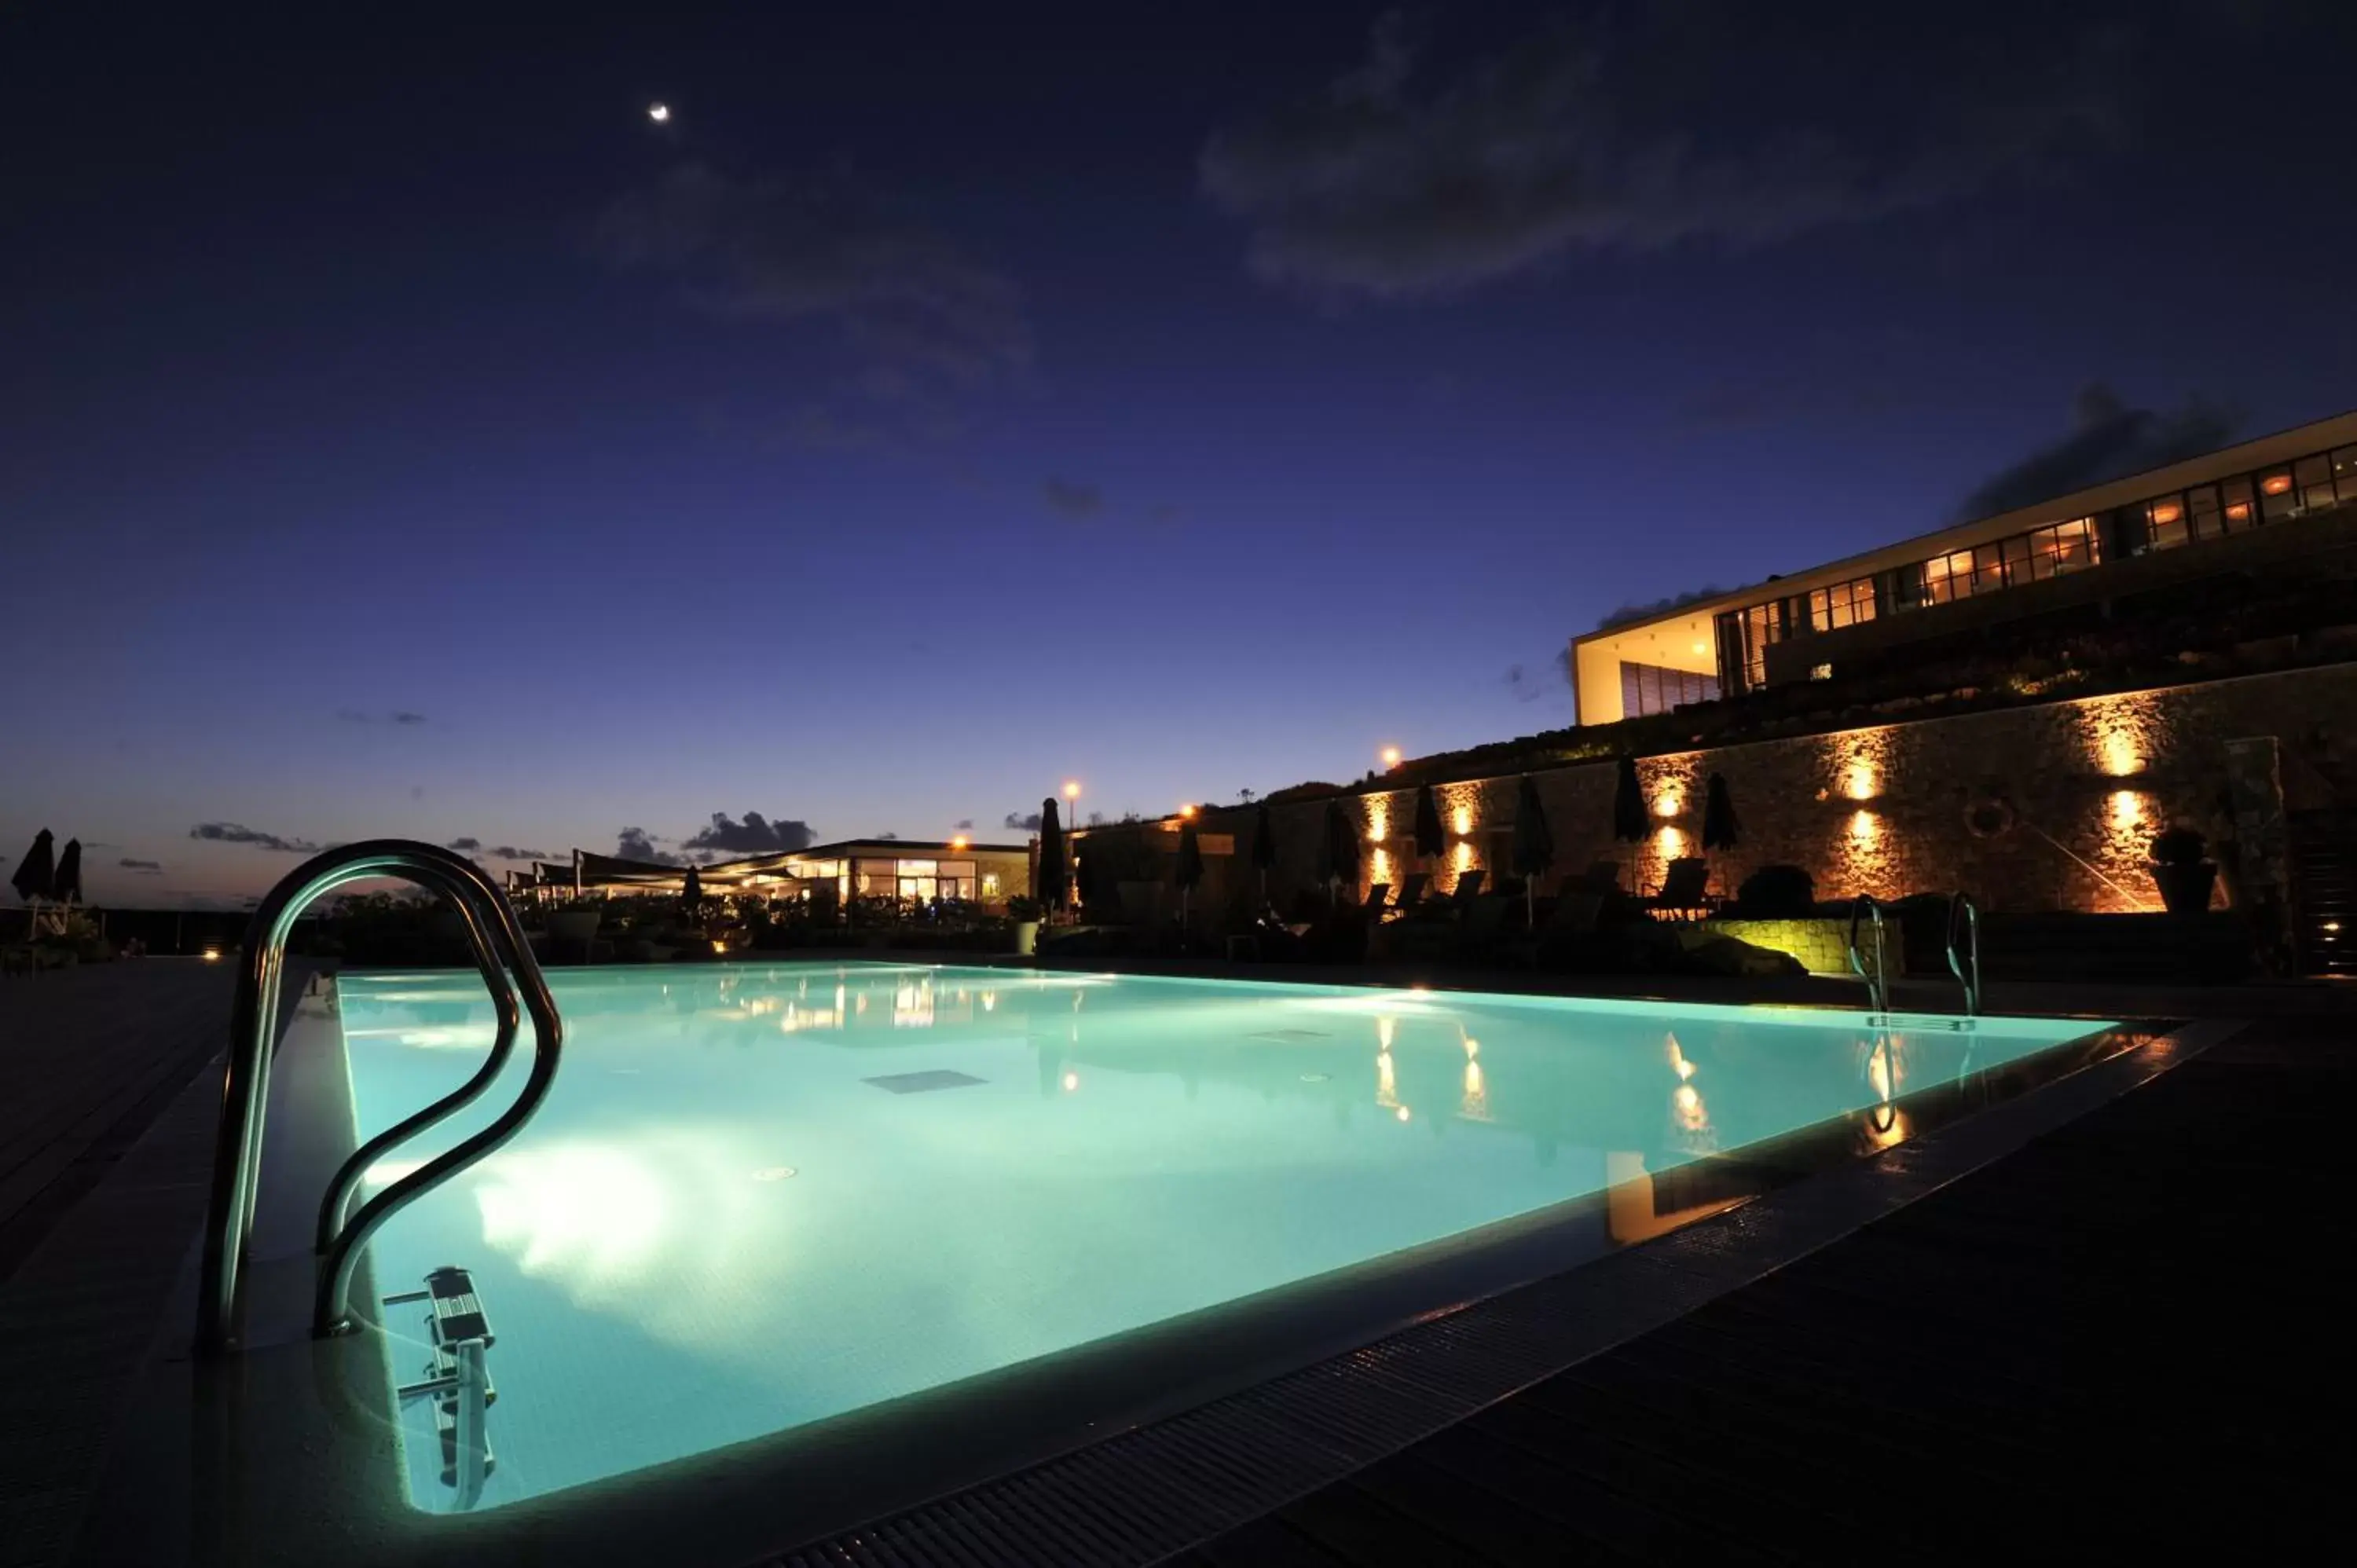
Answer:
[1714,438,2357,693]
[1918,515,2102,604]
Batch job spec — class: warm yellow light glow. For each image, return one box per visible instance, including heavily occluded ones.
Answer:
[2102,727,2141,777]
[1657,825,1686,856]
[1656,790,1682,818]
[1366,800,1388,840]
[711,940,727,954]
[1376,1014,1396,1050]
[1864,1108,1909,1150]
[1844,756,1878,802]
[951,835,970,851]
[1395,1105,1412,1123]
[1671,1083,1707,1132]
[1063,781,1081,800]
[1381,746,1402,768]
[1376,1046,1398,1108]
[201,947,222,962]
[647,102,670,123]
[1062,1071,1080,1092]
[2110,789,2143,828]
[1451,840,1475,874]
[981,991,995,1011]
[1463,1035,1479,1057]
[1692,641,1708,656]
[1460,1060,1489,1120]
[1666,1035,1694,1081]
[1848,810,1877,844]
[2323,921,2343,934]
[1452,806,1472,836]
[2262,472,2293,496]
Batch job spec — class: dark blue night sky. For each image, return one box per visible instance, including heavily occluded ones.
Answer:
[6,1,2355,903]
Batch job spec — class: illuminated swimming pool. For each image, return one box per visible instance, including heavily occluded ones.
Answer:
[338,963,2110,1514]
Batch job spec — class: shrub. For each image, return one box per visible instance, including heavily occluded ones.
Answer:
[2150,826,2207,866]
[1729,863,1816,917]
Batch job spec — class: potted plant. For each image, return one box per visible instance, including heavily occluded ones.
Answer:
[1005,896,1042,956]
[2149,825,2217,915]
[548,899,602,947]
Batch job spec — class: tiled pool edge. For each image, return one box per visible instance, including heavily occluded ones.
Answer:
[763,1016,2240,1568]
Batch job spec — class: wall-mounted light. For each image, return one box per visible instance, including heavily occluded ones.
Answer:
[1452,806,1473,836]
[1848,810,1877,844]
[2110,790,2143,829]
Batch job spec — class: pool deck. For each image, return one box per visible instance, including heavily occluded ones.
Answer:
[1171,1009,2350,1564]
[0,959,2347,1566]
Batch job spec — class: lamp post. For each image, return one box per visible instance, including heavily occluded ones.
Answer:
[1380,746,1402,771]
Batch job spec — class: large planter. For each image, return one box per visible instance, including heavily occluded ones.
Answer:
[1012,920,1040,957]
[2150,859,2218,916]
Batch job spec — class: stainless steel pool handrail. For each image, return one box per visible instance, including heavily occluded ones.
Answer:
[1846,895,1890,1017]
[194,840,563,1355]
[1945,892,1983,1018]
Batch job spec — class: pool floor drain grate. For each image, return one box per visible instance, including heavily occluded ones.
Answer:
[863,1069,987,1094]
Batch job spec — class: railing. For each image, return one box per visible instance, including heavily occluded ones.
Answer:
[1846,895,1890,1017]
[195,840,562,1356]
[1946,892,1983,1017]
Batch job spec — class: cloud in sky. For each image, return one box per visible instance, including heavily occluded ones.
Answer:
[490,844,551,862]
[1042,478,1103,519]
[1003,810,1043,831]
[615,827,682,866]
[119,857,163,873]
[952,819,974,831]
[446,836,483,852]
[1955,383,2241,521]
[596,161,1033,390]
[337,709,427,724]
[1200,5,2132,300]
[680,811,816,855]
[190,822,320,854]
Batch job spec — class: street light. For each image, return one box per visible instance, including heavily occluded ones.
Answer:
[1178,804,1197,820]
[1063,780,1081,823]
[1380,746,1402,769]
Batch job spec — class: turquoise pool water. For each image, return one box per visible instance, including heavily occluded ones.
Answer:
[339,964,2109,1512]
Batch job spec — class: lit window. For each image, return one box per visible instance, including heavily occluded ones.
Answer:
[2220,475,2255,530]
[2184,485,2220,542]
[1809,662,1832,680]
[2146,496,2190,552]
[2260,469,2297,523]
[2297,453,2334,513]
[2333,446,2357,503]
[1806,576,1877,632]
[1922,550,1977,604]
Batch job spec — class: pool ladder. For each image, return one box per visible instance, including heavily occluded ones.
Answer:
[194,840,563,1356]
[1849,892,1986,1022]
[1946,892,1983,1018]
[1847,896,1892,1019]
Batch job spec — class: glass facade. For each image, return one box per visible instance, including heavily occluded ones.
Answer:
[1710,434,2356,694]
[1619,660,1720,718]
